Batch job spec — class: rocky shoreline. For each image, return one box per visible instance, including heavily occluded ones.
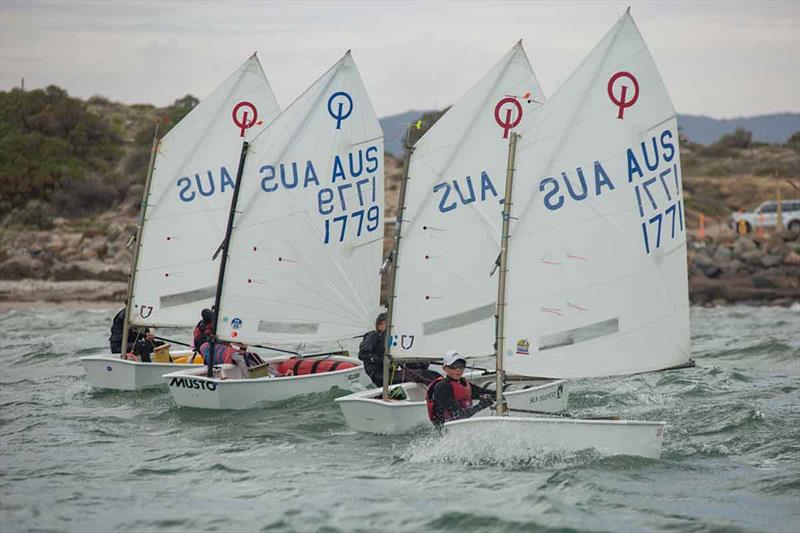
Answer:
[2,228,798,309]
[1,174,798,308]
[688,230,800,306]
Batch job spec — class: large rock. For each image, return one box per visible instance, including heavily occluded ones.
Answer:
[760,254,783,268]
[88,236,108,259]
[691,251,722,278]
[691,250,713,268]
[732,236,757,257]
[46,234,66,255]
[784,251,800,266]
[80,247,99,261]
[752,275,778,289]
[0,255,43,280]
[712,246,733,263]
[741,249,763,266]
[720,258,744,276]
[0,256,48,280]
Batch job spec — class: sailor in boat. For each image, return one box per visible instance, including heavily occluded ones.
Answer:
[358,313,439,387]
[130,330,166,363]
[426,350,495,427]
[108,305,146,355]
[199,341,265,378]
[193,308,214,351]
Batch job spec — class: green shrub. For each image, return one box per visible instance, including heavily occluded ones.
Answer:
[0,86,122,210]
[5,199,54,229]
[50,175,118,217]
[124,147,151,177]
[788,131,800,155]
[715,128,752,149]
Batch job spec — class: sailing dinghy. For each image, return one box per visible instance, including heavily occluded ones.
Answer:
[80,54,281,390]
[336,42,568,434]
[164,52,382,409]
[443,10,693,459]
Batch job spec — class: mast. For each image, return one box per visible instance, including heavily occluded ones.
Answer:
[494,131,519,415]
[206,141,250,377]
[382,130,415,400]
[120,122,159,357]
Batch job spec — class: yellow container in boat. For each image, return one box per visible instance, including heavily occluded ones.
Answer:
[172,353,204,364]
[152,343,171,363]
[247,363,271,378]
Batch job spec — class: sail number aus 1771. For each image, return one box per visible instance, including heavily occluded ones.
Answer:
[634,163,684,253]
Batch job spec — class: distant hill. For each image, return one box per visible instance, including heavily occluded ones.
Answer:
[380,110,800,153]
[678,113,800,145]
[379,110,432,155]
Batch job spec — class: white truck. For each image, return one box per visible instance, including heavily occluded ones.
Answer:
[731,199,800,233]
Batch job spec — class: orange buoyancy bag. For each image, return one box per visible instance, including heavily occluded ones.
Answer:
[276,358,358,376]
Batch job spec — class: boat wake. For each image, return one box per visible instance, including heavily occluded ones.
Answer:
[404,431,606,470]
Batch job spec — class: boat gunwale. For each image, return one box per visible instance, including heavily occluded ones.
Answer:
[334,378,567,405]
[444,416,666,428]
[79,353,199,369]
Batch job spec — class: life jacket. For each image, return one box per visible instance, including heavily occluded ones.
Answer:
[425,376,472,423]
[193,321,213,350]
[199,341,236,365]
[275,358,358,376]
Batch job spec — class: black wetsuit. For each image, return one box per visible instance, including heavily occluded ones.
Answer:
[108,308,144,354]
[358,329,385,386]
[430,377,493,426]
[132,339,166,363]
[357,330,442,387]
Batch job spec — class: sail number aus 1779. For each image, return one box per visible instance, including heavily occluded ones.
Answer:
[318,176,381,244]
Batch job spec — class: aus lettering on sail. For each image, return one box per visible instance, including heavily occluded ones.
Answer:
[538,126,683,254]
[176,166,236,203]
[260,145,382,245]
[433,171,500,214]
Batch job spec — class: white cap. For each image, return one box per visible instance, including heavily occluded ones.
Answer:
[443,350,466,367]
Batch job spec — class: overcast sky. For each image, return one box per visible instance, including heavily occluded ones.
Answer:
[1,0,798,119]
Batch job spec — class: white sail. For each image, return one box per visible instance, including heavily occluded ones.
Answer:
[216,52,383,348]
[130,54,281,327]
[504,12,690,378]
[390,42,544,360]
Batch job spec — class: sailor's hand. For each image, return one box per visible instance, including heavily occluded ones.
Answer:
[478,395,495,408]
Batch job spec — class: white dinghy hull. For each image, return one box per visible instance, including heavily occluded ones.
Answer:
[443,416,666,459]
[336,377,569,435]
[163,355,372,409]
[80,352,200,391]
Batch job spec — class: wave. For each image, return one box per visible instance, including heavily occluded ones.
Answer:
[403,431,646,471]
[699,339,799,361]
[204,462,248,474]
[129,466,185,476]
[423,512,570,533]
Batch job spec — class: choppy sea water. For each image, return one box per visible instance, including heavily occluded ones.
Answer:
[1,306,798,533]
